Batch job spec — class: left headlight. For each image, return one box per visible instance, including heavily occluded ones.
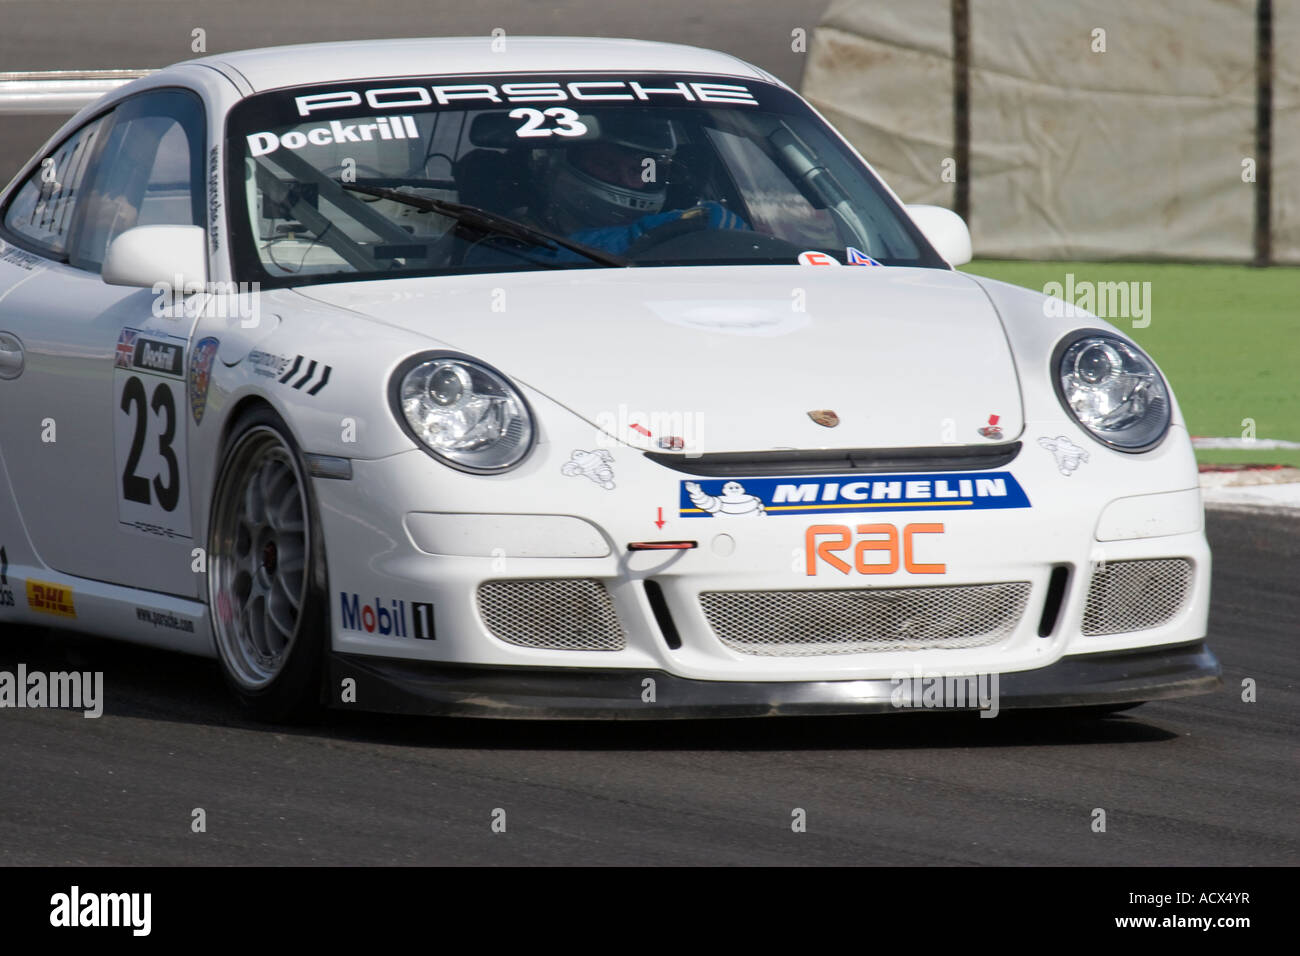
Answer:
[391,353,534,473]
[1054,330,1171,452]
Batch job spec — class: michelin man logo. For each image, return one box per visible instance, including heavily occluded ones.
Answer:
[685,480,766,516]
[1038,435,1090,476]
[562,449,616,490]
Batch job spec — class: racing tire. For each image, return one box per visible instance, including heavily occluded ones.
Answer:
[207,406,328,722]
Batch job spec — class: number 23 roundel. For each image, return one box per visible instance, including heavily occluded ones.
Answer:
[113,327,192,539]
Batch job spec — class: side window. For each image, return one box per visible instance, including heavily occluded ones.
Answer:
[69,89,206,273]
[2,114,112,258]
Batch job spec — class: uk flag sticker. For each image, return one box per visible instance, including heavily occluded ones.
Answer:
[846,246,882,266]
[114,328,139,369]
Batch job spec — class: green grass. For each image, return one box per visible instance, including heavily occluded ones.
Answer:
[962,260,1300,467]
[1190,447,1300,468]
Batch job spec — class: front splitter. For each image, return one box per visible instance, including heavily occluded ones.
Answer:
[327,640,1221,719]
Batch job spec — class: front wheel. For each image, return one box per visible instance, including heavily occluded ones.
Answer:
[207,407,327,721]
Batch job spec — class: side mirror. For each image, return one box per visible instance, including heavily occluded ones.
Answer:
[102,225,208,289]
[906,205,972,267]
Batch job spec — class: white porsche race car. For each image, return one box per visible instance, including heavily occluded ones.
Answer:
[0,38,1218,720]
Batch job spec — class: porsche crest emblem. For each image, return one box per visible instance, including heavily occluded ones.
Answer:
[807,409,840,428]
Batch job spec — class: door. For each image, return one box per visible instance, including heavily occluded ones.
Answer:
[0,88,208,597]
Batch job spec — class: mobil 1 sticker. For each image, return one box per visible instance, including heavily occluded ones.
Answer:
[113,327,192,539]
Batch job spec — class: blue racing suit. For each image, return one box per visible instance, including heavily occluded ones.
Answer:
[464,201,748,265]
[567,201,748,256]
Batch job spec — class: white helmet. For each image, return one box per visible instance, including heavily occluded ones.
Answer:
[540,113,678,232]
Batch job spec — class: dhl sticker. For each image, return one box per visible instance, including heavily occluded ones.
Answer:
[27,580,76,618]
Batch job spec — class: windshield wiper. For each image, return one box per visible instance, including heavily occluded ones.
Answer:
[341,183,629,268]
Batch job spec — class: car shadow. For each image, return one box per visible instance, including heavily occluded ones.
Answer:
[3,624,1181,751]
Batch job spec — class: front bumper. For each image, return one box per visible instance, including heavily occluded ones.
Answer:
[314,404,1212,684]
[328,639,1220,719]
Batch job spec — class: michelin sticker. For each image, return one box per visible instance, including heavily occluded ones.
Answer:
[1038,436,1089,476]
[562,449,616,490]
[679,472,1031,518]
[684,481,766,516]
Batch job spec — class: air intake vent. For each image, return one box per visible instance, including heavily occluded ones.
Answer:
[1082,559,1192,636]
[1037,565,1070,637]
[643,579,682,650]
[699,582,1030,656]
[477,579,624,651]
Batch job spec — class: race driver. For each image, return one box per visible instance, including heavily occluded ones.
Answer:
[528,112,748,257]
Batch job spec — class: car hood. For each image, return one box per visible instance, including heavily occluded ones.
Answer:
[294,265,1023,454]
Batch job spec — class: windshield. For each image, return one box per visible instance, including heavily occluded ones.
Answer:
[225,73,946,286]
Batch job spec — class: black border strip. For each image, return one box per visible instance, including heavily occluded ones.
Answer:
[645,441,1020,477]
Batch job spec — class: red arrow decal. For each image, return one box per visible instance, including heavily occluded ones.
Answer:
[654,507,665,529]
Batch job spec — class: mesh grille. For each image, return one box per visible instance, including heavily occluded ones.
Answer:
[477,579,625,651]
[699,583,1031,656]
[1082,559,1192,636]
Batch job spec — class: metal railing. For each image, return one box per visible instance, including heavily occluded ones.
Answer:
[0,70,151,114]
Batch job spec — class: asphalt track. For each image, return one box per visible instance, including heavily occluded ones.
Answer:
[1,1,1296,868]
[0,508,1295,865]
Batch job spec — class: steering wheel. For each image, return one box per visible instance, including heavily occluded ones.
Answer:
[624,208,715,258]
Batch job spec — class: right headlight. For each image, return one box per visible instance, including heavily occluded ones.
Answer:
[1053,330,1171,451]
[391,352,534,473]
